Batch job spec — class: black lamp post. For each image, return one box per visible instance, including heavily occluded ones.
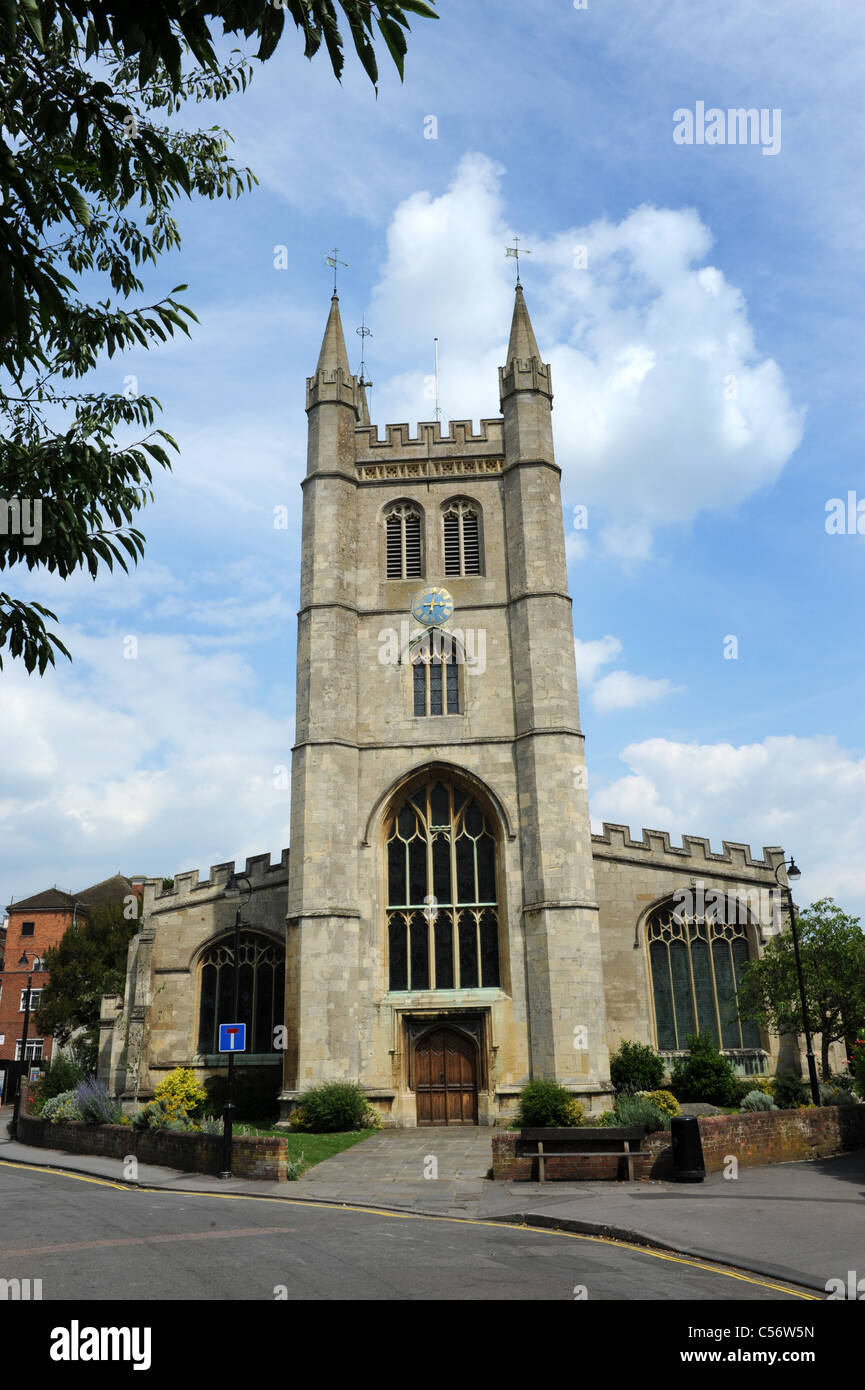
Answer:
[220,871,252,1179]
[10,952,34,1141]
[774,857,820,1106]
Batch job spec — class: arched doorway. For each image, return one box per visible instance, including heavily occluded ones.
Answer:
[414,1026,478,1125]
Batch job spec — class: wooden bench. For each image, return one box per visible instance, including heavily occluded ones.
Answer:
[519,1126,647,1182]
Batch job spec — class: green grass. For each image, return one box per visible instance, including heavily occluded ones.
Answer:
[233,1122,374,1176]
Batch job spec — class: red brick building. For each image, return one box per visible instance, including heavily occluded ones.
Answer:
[0,875,142,1105]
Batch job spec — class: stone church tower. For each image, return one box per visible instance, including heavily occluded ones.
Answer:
[99,287,801,1122]
[283,285,612,1123]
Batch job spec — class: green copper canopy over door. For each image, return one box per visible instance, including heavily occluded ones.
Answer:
[414,1026,478,1125]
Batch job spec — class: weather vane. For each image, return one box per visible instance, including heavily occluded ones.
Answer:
[505,235,531,285]
[324,246,349,294]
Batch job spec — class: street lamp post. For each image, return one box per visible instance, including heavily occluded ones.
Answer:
[10,953,34,1141]
[220,872,252,1179]
[774,857,820,1106]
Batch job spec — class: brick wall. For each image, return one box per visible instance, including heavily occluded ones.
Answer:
[17,1111,289,1182]
[0,907,73,1072]
[643,1104,865,1177]
[492,1107,865,1181]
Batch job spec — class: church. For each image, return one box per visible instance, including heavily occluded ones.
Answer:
[99,285,799,1125]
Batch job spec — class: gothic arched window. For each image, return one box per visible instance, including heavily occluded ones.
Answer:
[647,903,762,1052]
[411,631,460,716]
[386,778,500,991]
[197,932,285,1055]
[385,501,423,579]
[443,500,482,576]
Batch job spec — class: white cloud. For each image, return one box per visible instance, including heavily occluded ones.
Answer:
[0,631,294,906]
[574,635,623,686]
[593,670,682,714]
[574,634,682,713]
[367,156,804,561]
[590,735,865,918]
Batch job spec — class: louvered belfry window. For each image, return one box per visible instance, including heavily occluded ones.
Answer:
[385,503,422,579]
[443,500,481,576]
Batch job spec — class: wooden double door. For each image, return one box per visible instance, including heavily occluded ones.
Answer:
[414,1026,478,1125]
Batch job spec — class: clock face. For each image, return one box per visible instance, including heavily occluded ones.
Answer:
[411,586,454,627]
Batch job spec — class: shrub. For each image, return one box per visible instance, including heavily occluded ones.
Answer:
[740,1089,777,1112]
[196,1113,222,1134]
[75,1077,123,1125]
[752,1076,775,1096]
[850,1041,865,1098]
[819,1083,856,1107]
[42,1089,83,1124]
[288,1106,308,1132]
[772,1070,809,1110]
[596,1110,618,1127]
[613,1095,669,1131]
[154,1067,208,1121]
[34,1056,85,1107]
[296,1081,370,1133]
[669,1033,737,1107]
[609,1040,665,1095]
[131,1099,191,1132]
[517,1080,583,1128]
[829,1072,855,1093]
[729,1077,760,1107]
[561,1098,585,1126]
[640,1089,680,1117]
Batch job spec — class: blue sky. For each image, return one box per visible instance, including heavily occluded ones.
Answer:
[3,0,863,921]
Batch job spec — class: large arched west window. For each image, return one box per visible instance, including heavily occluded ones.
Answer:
[647,902,762,1052]
[197,932,285,1055]
[386,778,500,991]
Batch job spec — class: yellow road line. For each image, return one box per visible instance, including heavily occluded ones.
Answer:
[0,1158,819,1299]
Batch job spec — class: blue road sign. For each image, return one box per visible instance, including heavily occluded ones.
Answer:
[218,1022,247,1053]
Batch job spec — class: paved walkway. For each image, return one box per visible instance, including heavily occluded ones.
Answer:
[2,1118,862,1294]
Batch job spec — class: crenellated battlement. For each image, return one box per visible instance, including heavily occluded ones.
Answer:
[356,417,504,455]
[354,417,505,482]
[591,822,785,874]
[142,848,290,915]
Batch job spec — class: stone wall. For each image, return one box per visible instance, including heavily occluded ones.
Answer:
[17,1112,288,1182]
[491,1106,865,1181]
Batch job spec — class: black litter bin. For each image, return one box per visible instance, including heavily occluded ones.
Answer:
[670,1115,706,1182]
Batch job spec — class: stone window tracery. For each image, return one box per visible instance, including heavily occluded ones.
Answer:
[386,779,500,992]
[197,931,285,1055]
[647,904,762,1052]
